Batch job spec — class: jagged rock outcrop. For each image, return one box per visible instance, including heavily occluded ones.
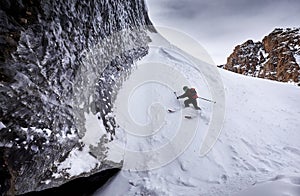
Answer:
[223,28,300,85]
[0,0,154,195]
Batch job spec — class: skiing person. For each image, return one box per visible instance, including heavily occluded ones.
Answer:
[177,86,201,110]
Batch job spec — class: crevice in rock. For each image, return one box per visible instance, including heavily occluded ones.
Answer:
[0,148,12,196]
[18,168,120,196]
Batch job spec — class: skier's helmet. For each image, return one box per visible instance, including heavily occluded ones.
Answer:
[183,86,188,91]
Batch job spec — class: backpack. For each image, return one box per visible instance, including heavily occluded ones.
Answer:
[190,88,198,99]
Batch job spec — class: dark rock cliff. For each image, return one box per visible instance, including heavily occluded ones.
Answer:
[0,0,154,195]
[222,28,300,85]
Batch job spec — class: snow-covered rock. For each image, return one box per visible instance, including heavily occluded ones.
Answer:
[223,28,300,85]
[0,0,154,194]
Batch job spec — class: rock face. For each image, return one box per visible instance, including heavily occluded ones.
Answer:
[223,28,300,85]
[0,0,154,195]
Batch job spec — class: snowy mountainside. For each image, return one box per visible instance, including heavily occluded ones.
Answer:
[95,32,300,196]
[223,28,300,85]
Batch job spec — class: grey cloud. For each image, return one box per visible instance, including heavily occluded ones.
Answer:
[158,0,300,19]
[146,0,300,64]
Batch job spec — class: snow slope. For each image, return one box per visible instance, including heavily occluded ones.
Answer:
[94,32,300,196]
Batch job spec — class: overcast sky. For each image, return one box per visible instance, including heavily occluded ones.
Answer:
[145,0,300,64]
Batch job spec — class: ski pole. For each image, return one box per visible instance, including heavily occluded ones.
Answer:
[173,92,182,106]
[197,96,216,104]
[173,92,178,97]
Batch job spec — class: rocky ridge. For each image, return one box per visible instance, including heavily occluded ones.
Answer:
[222,28,300,85]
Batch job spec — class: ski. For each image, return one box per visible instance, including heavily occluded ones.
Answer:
[168,108,201,120]
[168,109,177,113]
[184,115,193,119]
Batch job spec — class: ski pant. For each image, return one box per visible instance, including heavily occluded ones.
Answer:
[184,98,200,110]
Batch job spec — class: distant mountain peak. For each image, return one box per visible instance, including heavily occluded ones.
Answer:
[222,27,300,85]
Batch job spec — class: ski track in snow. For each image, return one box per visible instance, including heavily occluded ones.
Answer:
[94,33,300,196]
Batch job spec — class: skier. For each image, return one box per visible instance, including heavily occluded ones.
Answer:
[177,86,201,110]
